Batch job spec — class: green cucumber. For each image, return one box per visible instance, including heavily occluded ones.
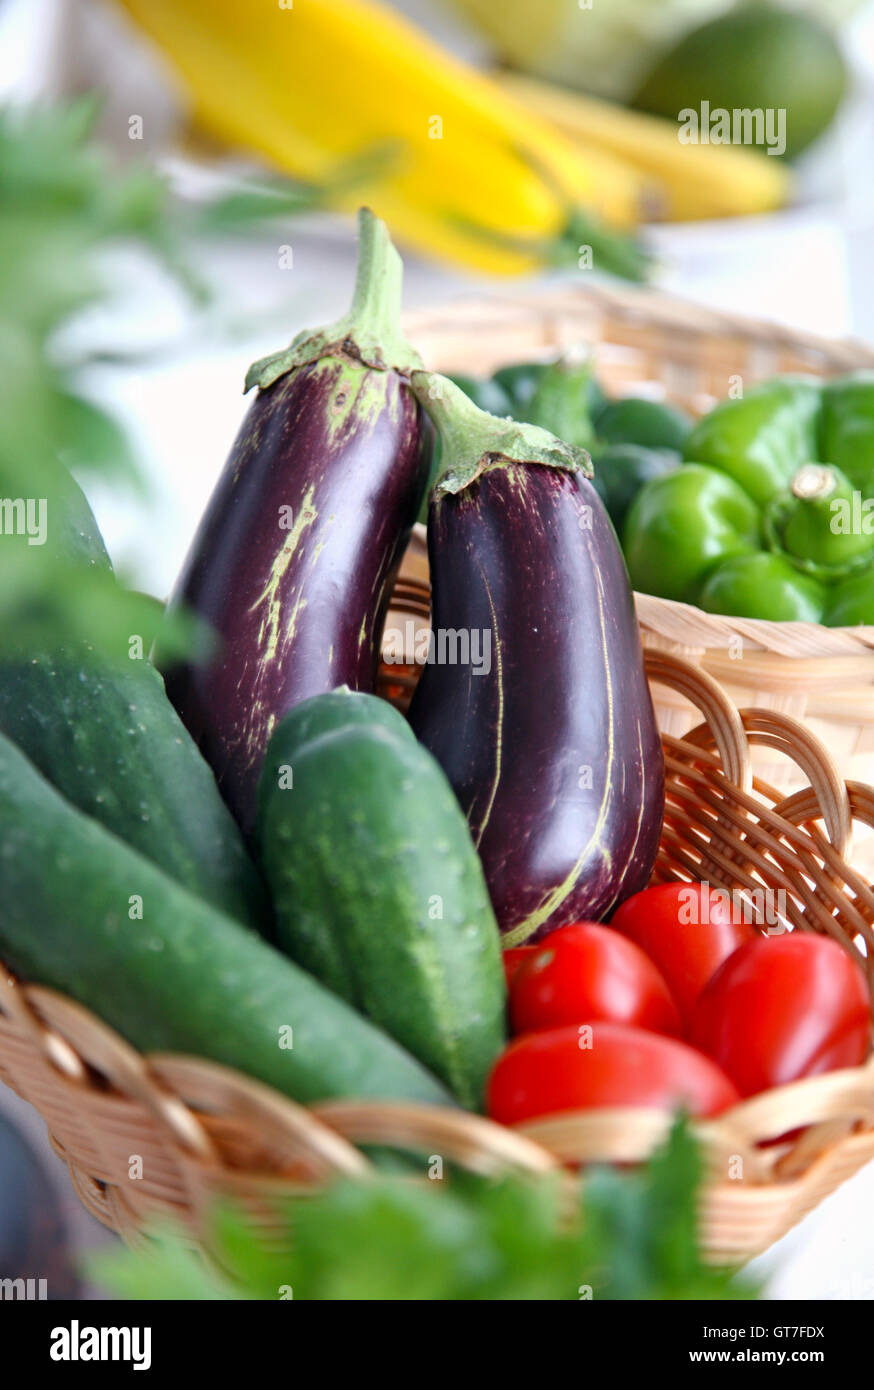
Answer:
[0,470,267,931]
[267,685,412,756]
[0,731,450,1108]
[0,653,269,930]
[256,696,507,1110]
[40,461,114,572]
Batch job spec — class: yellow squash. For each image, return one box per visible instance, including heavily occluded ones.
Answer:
[116,0,651,275]
[498,72,792,223]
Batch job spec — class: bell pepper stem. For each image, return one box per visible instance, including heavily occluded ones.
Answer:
[766,462,874,579]
[791,463,838,502]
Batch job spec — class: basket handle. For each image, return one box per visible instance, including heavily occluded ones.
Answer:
[739,710,852,859]
[644,649,751,790]
[313,1100,560,1177]
[0,968,87,1084]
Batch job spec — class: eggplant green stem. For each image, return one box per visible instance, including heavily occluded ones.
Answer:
[245,208,422,392]
[411,371,592,496]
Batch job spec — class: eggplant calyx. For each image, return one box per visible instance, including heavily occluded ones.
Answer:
[411,371,592,496]
[244,208,422,393]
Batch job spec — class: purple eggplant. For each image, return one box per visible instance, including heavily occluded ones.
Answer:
[164,211,430,831]
[407,374,664,945]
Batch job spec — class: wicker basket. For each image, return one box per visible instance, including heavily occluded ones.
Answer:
[402,282,874,877]
[3,626,874,1269]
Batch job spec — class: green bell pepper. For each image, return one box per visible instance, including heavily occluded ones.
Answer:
[698,553,826,623]
[825,569,874,626]
[591,443,682,534]
[820,373,874,490]
[623,376,874,626]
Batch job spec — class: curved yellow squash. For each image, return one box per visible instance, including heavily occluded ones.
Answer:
[116,0,651,275]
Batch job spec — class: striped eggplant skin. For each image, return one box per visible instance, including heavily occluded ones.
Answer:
[165,352,430,832]
[408,462,664,945]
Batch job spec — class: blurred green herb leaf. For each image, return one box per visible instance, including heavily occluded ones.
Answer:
[0,542,211,666]
[52,390,140,486]
[89,1229,243,1302]
[193,142,399,237]
[579,1119,753,1300]
[89,1121,760,1302]
[0,96,358,662]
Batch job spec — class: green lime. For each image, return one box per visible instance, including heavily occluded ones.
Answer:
[597,397,692,452]
[631,3,847,160]
[591,444,681,532]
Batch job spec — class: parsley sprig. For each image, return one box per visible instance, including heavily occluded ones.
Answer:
[90,1122,759,1302]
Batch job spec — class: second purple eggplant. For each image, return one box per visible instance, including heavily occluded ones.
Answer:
[408,374,664,945]
[163,210,431,832]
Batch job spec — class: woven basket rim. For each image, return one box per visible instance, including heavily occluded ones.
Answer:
[634,591,874,653]
[404,280,874,369]
[2,960,874,1181]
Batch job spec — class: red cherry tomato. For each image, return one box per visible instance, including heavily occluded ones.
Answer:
[502,947,535,988]
[610,882,754,1022]
[691,934,870,1097]
[509,922,682,1038]
[487,1022,739,1125]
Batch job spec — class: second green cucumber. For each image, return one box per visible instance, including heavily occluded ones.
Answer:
[256,691,506,1110]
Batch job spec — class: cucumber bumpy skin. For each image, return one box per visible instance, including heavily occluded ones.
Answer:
[0,469,268,932]
[257,695,507,1110]
[263,684,414,758]
[0,654,269,931]
[0,732,451,1109]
